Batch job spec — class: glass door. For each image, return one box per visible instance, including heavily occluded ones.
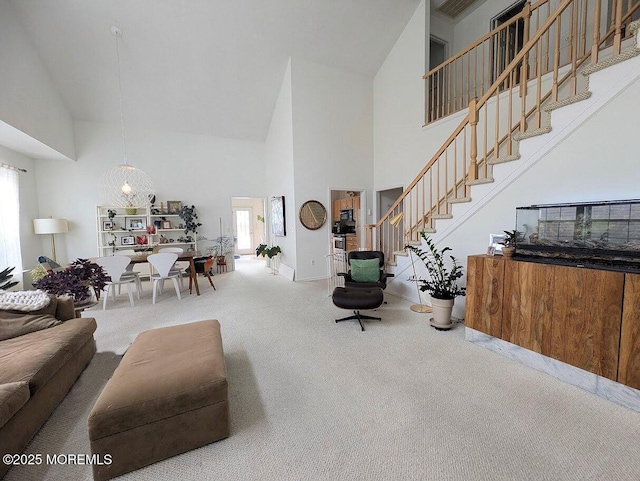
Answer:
[233,208,253,255]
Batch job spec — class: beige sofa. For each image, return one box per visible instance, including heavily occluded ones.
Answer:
[0,296,97,479]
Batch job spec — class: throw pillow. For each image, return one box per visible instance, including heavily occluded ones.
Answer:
[350,258,381,283]
[0,311,61,341]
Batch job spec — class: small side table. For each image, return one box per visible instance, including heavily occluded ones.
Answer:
[74,300,98,318]
[216,256,228,273]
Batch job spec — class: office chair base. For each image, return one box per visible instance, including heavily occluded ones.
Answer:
[336,310,381,331]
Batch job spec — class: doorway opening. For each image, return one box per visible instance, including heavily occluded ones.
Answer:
[377,187,403,222]
[329,189,365,249]
[490,0,527,86]
[231,197,266,260]
[427,35,448,123]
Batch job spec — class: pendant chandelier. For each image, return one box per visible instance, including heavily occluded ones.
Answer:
[100,26,154,208]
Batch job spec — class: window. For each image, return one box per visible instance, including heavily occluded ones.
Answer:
[0,164,22,277]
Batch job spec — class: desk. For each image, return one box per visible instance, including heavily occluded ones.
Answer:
[127,251,202,296]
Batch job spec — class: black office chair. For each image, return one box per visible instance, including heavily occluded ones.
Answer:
[338,250,394,290]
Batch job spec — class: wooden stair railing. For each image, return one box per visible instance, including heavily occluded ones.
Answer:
[368,0,639,266]
[424,0,639,125]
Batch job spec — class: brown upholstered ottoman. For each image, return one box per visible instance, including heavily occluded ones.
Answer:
[88,320,229,481]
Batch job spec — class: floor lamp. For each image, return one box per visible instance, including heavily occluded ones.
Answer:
[389,212,432,314]
[33,218,68,262]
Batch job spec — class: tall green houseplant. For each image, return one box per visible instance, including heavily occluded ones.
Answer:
[406,232,465,330]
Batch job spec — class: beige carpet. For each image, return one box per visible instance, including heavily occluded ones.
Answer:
[6,256,640,480]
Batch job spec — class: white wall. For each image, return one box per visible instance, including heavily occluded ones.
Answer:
[374,0,428,199]
[290,57,374,280]
[33,120,265,265]
[264,60,297,274]
[0,0,75,160]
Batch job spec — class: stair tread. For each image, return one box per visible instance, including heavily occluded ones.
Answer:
[448,197,472,204]
[466,177,494,186]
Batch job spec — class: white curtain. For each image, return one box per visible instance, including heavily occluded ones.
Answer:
[0,165,23,278]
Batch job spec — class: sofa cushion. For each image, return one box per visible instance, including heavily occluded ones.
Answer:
[0,311,61,342]
[0,317,97,396]
[0,381,30,429]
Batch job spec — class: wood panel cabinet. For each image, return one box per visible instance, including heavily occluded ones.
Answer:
[346,236,358,252]
[465,255,504,338]
[332,200,340,222]
[619,274,640,389]
[550,265,623,380]
[466,255,631,384]
[503,260,555,355]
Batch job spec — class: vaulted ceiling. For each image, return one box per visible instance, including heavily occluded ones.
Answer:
[9,0,421,142]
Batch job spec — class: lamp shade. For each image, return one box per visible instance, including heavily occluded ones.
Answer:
[33,218,69,235]
[100,164,154,208]
[389,212,404,227]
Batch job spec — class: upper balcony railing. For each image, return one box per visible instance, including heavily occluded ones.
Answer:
[368,0,639,264]
[424,0,639,125]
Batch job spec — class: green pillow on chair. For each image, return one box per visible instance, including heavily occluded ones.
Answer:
[350,259,380,283]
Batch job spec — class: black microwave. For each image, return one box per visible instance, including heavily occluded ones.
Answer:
[340,209,353,221]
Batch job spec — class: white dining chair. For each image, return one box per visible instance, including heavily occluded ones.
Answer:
[95,256,135,310]
[116,249,143,298]
[158,247,186,289]
[147,253,182,304]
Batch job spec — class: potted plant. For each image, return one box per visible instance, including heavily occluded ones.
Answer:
[256,244,281,258]
[178,205,203,236]
[0,267,18,290]
[406,232,465,330]
[34,258,109,305]
[500,230,520,257]
[256,244,282,274]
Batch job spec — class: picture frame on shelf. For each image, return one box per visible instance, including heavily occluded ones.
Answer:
[121,235,135,246]
[166,201,182,214]
[126,217,147,230]
[489,233,506,255]
[102,220,114,231]
[162,220,172,229]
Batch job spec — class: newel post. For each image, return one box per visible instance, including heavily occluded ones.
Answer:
[365,225,373,251]
[468,97,478,182]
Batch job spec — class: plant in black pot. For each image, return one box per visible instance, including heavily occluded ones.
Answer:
[34,259,109,305]
[406,232,465,330]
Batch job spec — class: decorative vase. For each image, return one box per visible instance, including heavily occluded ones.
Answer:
[270,254,280,275]
[502,246,516,257]
[430,297,454,330]
[125,207,137,215]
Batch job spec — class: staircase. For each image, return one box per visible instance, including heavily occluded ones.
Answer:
[367,0,640,273]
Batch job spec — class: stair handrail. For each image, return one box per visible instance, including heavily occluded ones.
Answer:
[369,0,638,261]
[373,0,573,229]
[423,0,548,81]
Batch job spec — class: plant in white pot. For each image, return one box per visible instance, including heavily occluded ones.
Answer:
[406,232,466,330]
